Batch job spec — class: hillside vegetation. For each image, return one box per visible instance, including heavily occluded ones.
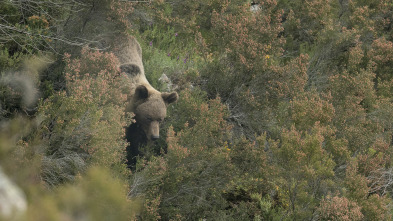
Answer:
[1,0,393,220]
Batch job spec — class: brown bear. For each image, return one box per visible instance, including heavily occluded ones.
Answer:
[112,35,178,167]
[114,35,178,140]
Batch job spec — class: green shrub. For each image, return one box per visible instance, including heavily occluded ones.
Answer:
[25,166,140,221]
[34,48,132,186]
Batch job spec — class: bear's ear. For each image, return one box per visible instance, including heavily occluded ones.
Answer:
[162,92,178,104]
[135,85,149,100]
[120,64,141,76]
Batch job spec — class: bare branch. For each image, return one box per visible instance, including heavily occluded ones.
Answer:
[368,167,393,196]
[0,0,94,54]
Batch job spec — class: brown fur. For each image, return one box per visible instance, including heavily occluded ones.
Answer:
[113,35,178,141]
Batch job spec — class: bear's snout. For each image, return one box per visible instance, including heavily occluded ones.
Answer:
[148,121,160,141]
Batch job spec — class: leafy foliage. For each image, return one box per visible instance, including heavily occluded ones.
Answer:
[25,166,140,221]
[2,0,393,220]
[36,48,132,186]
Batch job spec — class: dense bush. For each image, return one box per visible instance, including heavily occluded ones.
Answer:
[1,0,393,220]
[36,48,132,186]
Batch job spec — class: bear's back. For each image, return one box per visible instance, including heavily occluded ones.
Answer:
[113,35,144,72]
[113,35,156,93]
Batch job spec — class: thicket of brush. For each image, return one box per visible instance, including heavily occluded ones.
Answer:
[1,0,393,220]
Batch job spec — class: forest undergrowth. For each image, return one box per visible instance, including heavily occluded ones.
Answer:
[1,0,393,220]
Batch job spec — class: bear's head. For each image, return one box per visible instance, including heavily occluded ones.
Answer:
[132,85,178,141]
